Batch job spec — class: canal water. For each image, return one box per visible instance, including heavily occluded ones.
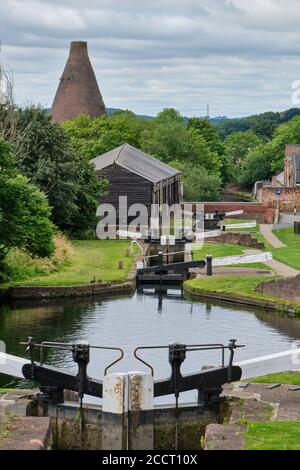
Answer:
[1,288,300,403]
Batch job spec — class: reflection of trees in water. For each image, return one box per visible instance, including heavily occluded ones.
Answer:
[0,299,101,368]
[255,312,300,342]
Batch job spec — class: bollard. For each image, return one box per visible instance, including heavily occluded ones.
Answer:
[102,373,128,450]
[125,248,130,257]
[206,254,213,276]
[118,260,123,270]
[128,372,154,450]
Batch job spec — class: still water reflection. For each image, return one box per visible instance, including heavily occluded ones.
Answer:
[1,288,300,401]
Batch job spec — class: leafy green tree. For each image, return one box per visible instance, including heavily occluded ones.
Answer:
[141,110,222,174]
[155,108,185,124]
[188,117,224,155]
[0,139,55,270]
[63,111,150,159]
[170,160,221,201]
[263,116,300,173]
[188,117,235,184]
[10,106,107,236]
[238,147,273,187]
[225,130,262,166]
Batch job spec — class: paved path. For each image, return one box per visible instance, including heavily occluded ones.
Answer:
[259,225,300,276]
[260,224,286,248]
[264,259,300,277]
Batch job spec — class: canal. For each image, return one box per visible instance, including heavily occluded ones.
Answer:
[1,288,300,402]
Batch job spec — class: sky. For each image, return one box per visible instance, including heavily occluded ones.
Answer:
[1,0,300,118]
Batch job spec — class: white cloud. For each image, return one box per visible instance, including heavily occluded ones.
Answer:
[0,0,300,117]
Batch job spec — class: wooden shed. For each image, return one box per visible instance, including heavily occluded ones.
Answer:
[91,143,182,221]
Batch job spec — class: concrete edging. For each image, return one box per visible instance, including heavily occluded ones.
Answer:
[5,281,135,300]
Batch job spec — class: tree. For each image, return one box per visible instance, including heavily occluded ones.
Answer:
[188,117,224,155]
[8,106,107,236]
[238,147,273,187]
[263,116,300,173]
[170,160,221,201]
[141,110,222,174]
[0,139,55,271]
[63,110,150,159]
[225,130,262,166]
[188,117,235,184]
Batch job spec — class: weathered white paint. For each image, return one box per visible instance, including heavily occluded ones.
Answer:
[128,372,154,412]
[161,235,176,246]
[102,373,128,414]
[130,240,144,255]
[117,230,144,240]
[195,230,221,240]
[213,251,273,267]
[225,210,244,216]
[0,352,29,379]
[236,348,300,380]
[225,222,257,229]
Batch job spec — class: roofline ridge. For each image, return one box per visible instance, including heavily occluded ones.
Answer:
[115,143,127,163]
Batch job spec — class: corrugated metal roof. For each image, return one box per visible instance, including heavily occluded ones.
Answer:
[91,143,181,183]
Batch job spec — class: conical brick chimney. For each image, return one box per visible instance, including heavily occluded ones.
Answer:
[51,41,106,122]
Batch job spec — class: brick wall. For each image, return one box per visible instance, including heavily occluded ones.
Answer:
[261,187,300,212]
[256,275,300,302]
[206,232,265,249]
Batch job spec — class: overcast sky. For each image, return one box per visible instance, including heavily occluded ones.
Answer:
[1,0,300,117]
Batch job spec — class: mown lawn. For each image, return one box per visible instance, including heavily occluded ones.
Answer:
[192,243,244,261]
[272,228,300,270]
[184,275,299,310]
[249,371,300,385]
[6,240,135,287]
[246,421,300,450]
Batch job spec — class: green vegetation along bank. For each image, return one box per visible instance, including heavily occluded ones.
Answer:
[184,275,300,314]
[1,240,135,289]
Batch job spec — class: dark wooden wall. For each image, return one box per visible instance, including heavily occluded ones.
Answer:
[98,164,153,219]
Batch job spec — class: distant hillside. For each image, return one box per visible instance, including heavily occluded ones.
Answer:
[107,107,230,124]
[215,108,300,139]
[45,106,300,140]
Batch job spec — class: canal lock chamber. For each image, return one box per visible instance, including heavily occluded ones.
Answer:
[49,398,230,450]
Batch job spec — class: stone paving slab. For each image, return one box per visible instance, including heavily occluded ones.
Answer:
[0,417,51,450]
[224,383,300,422]
[229,398,275,423]
[204,424,246,450]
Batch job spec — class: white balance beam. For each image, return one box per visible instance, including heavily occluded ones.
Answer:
[224,222,257,230]
[0,352,29,379]
[213,251,272,267]
[236,348,300,380]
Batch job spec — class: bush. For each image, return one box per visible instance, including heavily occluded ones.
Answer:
[1,233,74,283]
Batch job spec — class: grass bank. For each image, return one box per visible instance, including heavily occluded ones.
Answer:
[192,243,244,260]
[2,240,135,287]
[272,228,300,271]
[184,275,300,313]
[246,421,300,450]
[248,371,300,385]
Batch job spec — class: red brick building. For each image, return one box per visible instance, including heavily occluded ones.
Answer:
[258,145,300,212]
